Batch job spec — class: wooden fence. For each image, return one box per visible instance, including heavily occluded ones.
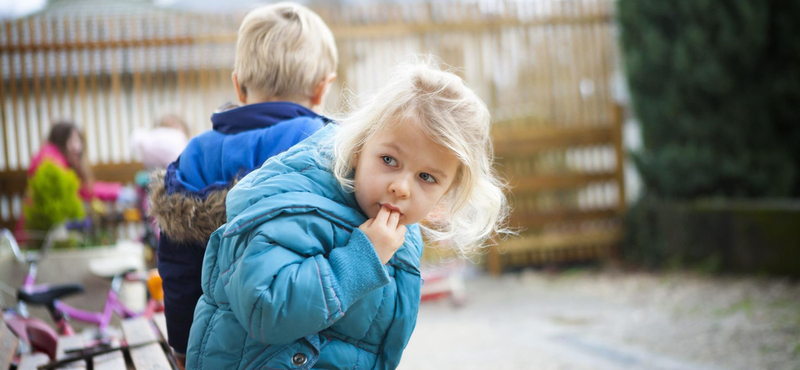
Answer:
[0,0,623,270]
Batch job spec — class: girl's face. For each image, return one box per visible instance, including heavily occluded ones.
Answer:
[66,128,83,158]
[353,121,460,225]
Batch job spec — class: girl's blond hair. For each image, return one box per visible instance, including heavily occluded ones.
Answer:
[332,59,510,254]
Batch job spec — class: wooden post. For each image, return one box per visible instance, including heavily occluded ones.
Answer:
[87,16,103,164]
[64,17,77,121]
[487,245,502,276]
[28,19,45,148]
[75,16,90,138]
[107,16,124,163]
[52,18,63,117]
[18,20,35,161]
[611,103,625,213]
[41,18,54,124]
[6,21,20,170]
[0,19,10,171]
[176,16,187,120]
[132,16,144,131]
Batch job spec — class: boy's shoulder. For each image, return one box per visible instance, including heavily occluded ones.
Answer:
[190,113,325,142]
[235,123,337,186]
[223,124,350,223]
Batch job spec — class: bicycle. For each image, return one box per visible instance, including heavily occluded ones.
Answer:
[1,226,164,362]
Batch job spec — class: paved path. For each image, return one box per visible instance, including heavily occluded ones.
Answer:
[399,269,800,370]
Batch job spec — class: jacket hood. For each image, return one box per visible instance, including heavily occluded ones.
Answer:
[221,124,423,274]
[211,101,330,135]
[222,124,360,234]
[149,169,232,245]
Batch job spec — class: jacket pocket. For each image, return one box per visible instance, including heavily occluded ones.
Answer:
[257,334,329,370]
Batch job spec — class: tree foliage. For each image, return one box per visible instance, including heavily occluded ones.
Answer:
[618,0,800,198]
[24,160,85,232]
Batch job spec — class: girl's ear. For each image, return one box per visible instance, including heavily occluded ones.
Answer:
[350,146,363,169]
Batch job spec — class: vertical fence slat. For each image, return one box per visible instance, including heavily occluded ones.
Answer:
[109,16,125,163]
[199,14,211,121]
[132,16,144,132]
[573,2,587,125]
[143,16,154,130]
[74,15,91,161]
[28,19,45,149]
[51,18,63,118]
[6,21,20,170]
[0,19,8,171]
[64,17,77,125]
[176,16,187,121]
[41,18,53,124]
[87,15,102,163]
[0,21,7,171]
[18,20,34,162]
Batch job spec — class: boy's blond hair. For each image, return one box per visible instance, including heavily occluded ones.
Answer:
[235,2,337,102]
[331,58,511,255]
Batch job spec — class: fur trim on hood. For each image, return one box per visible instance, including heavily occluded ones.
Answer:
[148,170,232,245]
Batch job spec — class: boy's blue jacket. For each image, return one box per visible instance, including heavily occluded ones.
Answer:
[150,102,328,356]
[185,124,424,370]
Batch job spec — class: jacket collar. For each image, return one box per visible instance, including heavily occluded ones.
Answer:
[211,101,330,135]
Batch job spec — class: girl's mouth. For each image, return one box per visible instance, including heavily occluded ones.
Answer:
[379,203,404,216]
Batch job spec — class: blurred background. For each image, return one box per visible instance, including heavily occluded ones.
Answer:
[0,0,798,369]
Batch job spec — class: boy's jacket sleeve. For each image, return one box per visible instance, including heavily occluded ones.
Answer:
[222,218,391,345]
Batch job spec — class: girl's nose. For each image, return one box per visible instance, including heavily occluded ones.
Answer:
[389,176,411,199]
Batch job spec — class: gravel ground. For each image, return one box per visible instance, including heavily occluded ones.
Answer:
[398,268,800,370]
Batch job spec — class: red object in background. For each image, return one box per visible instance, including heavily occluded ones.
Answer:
[420,271,467,306]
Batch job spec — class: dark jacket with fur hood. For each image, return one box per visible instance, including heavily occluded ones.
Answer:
[149,101,328,356]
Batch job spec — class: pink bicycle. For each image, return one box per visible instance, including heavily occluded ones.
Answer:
[1,226,163,362]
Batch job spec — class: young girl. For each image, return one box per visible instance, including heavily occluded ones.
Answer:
[185,61,508,370]
[28,122,122,201]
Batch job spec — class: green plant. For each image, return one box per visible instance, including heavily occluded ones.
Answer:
[23,160,86,234]
[618,0,800,198]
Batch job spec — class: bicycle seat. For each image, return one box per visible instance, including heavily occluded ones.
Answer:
[17,284,84,306]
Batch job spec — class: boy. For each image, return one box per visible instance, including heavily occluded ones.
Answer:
[149,3,337,368]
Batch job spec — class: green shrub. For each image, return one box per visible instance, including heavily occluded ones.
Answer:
[23,160,85,232]
[618,0,800,198]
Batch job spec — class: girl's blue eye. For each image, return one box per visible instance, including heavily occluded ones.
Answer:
[382,156,397,166]
[420,173,437,183]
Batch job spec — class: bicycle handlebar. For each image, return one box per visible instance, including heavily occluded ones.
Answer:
[1,222,77,263]
[0,228,25,263]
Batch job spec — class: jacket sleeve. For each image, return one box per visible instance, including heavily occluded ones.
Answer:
[225,228,390,344]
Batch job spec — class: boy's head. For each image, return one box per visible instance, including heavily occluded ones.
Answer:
[233,2,338,108]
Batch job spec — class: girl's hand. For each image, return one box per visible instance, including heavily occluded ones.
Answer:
[358,205,406,264]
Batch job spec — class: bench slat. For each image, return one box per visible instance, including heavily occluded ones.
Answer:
[17,352,50,370]
[122,317,157,347]
[93,350,127,370]
[1,322,20,370]
[129,343,171,370]
[56,335,87,369]
[153,313,168,342]
[122,317,172,370]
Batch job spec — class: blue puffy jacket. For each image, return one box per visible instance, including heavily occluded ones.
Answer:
[150,102,328,356]
[185,124,424,370]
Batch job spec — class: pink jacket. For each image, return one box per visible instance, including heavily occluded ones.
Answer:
[28,143,121,201]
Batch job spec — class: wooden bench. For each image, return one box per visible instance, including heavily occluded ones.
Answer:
[2,312,176,370]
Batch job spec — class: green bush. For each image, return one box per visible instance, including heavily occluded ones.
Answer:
[23,160,85,232]
[618,0,800,198]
